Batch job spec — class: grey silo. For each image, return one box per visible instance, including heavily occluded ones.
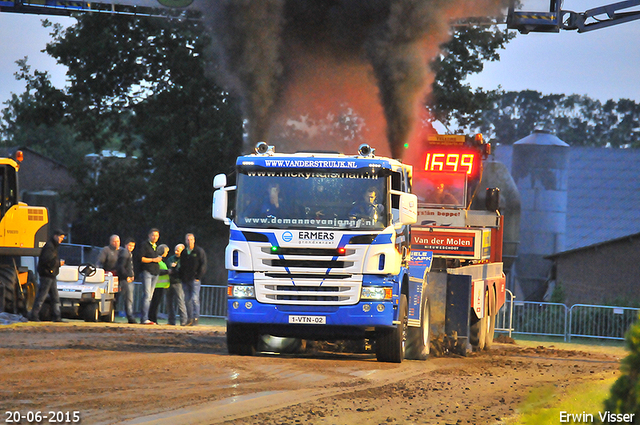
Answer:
[511,130,570,300]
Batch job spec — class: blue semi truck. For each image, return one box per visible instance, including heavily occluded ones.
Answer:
[213,137,505,363]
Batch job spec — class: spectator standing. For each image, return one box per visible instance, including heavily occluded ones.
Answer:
[166,244,188,326]
[116,238,136,324]
[149,244,170,324]
[180,233,207,326]
[29,229,66,322]
[139,228,162,325]
[96,235,121,274]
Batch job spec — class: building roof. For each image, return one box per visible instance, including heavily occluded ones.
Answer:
[545,231,640,259]
[494,145,640,252]
[0,146,75,193]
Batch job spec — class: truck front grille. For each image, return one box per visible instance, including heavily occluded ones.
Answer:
[266,259,353,268]
[259,246,355,271]
[255,279,361,305]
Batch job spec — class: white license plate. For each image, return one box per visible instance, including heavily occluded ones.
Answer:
[288,315,326,324]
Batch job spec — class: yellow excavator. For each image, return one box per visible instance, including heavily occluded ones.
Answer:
[0,150,49,316]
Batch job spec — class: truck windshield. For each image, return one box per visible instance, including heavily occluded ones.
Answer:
[412,172,467,208]
[235,169,388,230]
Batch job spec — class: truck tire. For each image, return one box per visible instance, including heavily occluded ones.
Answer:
[405,298,430,360]
[84,303,99,322]
[375,294,408,363]
[227,322,258,356]
[0,267,18,314]
[470,292,489,351]
[484,314,496,350]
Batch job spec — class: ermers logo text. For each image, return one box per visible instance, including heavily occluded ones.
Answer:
[299,231,334,241]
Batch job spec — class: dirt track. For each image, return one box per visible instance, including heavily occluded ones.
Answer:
[0,322,623,425]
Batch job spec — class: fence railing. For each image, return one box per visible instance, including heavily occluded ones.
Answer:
[122,281,640,340]
[568,304,640,342]
[496,298,640,341]
[130,282,227,319]
[495,289,515,337]
[59,243,101,266]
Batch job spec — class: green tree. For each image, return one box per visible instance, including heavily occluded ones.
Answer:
[603,315,640,420]
[0,58,92,168]
[2,14,243,281]
[51,14,243,263]
[428,24,515,133]
[478,90,640,147]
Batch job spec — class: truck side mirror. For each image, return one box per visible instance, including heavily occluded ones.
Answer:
[212,189,229,223]
[398,193,418,225]
[213,173,227,189]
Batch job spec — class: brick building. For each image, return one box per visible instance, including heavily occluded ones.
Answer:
[0,147,76,233]
[495,144,640,305]
[546,233,640,306]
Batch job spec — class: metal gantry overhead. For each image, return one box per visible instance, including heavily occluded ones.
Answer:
[0,1,201,17]
[1,1,639,33]
[507,0,640,33]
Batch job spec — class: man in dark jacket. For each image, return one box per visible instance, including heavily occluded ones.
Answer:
[29,229,66,322]
[96,234,121,273]
[166,243,188,326]
[116,238,136,324]
[180,233,207,326]
[139,228,162,324]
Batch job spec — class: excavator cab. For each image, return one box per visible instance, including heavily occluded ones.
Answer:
[0,163,19,220]
[0,152,48,256]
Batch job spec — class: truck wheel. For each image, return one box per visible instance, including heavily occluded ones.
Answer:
[470,292,489,351]
[0,267,18,314]
[84,303,99,322]
[484,314,496,350]
[227,322,258,356]
[100,303,115,323]
[406,298,430,360]
[375,294,408,363]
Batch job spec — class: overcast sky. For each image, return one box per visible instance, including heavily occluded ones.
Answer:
[1,1,639,110]
[468,1,640,102]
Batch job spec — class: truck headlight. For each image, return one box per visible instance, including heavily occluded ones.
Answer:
[361,287,392,300]
[229,285,255,298]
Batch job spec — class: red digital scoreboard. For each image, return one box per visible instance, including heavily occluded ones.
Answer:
[408,135,487,208]
[420,135,482,179]
[423,152,478,176]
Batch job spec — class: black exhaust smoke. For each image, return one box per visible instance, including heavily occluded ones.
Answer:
[200,1,507,157]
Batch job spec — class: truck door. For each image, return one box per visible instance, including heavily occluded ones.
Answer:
[391,170,410,259]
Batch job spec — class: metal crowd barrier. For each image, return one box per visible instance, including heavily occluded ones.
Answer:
[130,282,228,319]
[568,304,640,342]
[494,289,515,337]
[121,280,640,340]
[496,299,640,342]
